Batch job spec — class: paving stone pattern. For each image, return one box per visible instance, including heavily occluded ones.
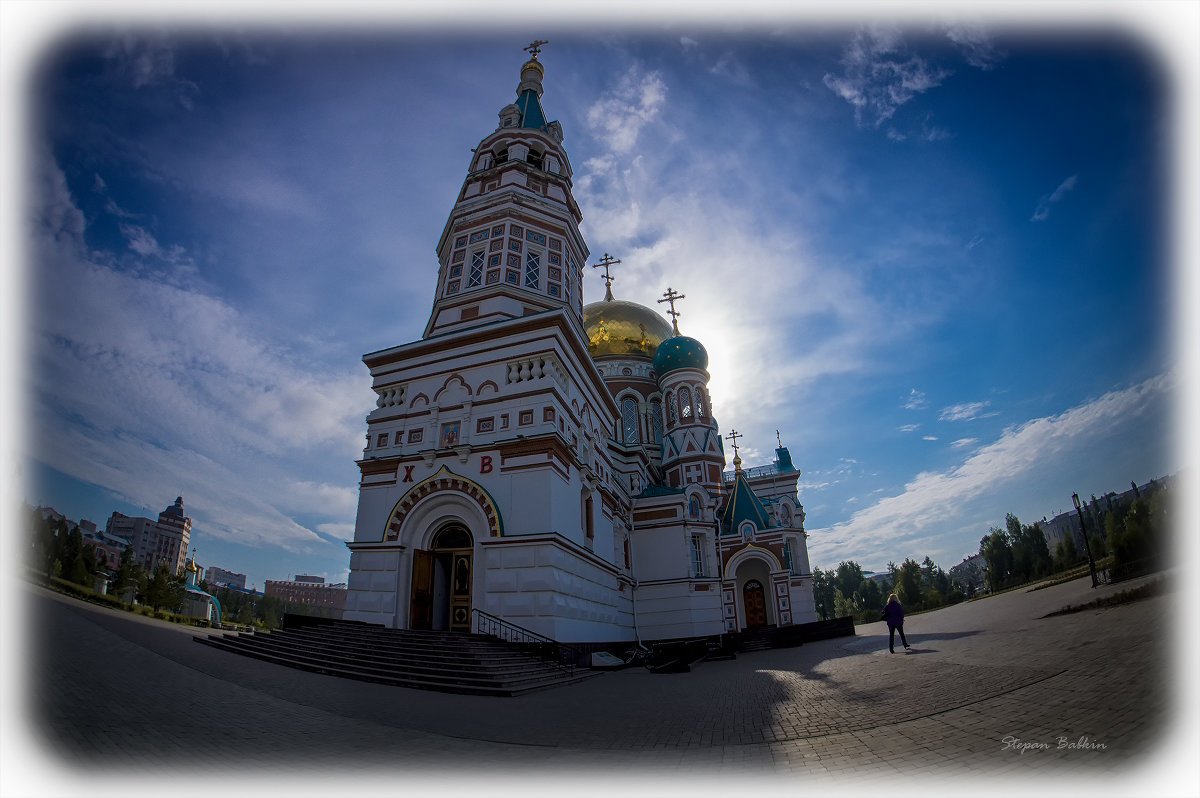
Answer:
[15,573,1192,794]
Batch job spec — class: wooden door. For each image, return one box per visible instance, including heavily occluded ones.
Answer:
[410,549,434,630]
[449,553,472,632]
[743,580,767,628]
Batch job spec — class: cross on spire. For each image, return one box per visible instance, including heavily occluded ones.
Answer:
[592,254,620,301]
[524,40,549,60]
[777,429,782,448]
[726,429,743,467]
[658,287,686,335]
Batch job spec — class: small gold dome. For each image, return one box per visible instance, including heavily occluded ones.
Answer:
[583,298,673,359]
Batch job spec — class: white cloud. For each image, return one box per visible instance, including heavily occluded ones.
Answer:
[101,34,198,109]
[807,372,1174,569]
[945,24,1004,70]
[28,155,372,556]
[1031,174,1079,222]
[576,69,902,437]
[923,435,939,441]
[939,400,993,422]
[584,66,667,155]
[904,389,928,410]
[951,437,978,449]
[710,52,752,86]
[823,26,951,128]
[899,423,920,433]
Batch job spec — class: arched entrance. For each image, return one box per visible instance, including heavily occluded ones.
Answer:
[410,524,474,632]
[743,579,768,628]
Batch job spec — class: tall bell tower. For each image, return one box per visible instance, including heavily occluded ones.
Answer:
[424,41,588,338]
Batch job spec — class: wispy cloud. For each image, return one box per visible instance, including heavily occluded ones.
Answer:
[939,400,995,422]
[807,372,1174,568]
[1032,174,1079,222]
[945,24,1005,70]
[576,68,902,433]
[584,65,667,155]
[823,26,951,128]
[904,389,928,410]
[102,34,199,108]
[951,437,978,449]
[899,423,920,433]
[29,154,372,555]
[922,435,939,441]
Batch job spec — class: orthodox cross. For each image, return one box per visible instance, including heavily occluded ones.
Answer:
[592,253,620,301]
[726,429,743,460]
[777,429,783,448]
[525,40,549,60]
[658,287,686,335]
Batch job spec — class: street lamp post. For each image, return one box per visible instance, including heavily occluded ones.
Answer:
[1073,492,1099,588]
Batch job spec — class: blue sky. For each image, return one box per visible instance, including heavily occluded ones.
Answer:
[6,9,1195,592]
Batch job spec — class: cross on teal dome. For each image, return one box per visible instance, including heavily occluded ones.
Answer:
[652,335,709,375]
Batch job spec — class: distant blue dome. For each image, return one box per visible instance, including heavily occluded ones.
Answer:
[652,335,708,375]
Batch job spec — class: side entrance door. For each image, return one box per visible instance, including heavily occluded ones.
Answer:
[743,579,767,628]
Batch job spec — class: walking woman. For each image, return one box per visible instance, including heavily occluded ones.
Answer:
[883,593,910,653]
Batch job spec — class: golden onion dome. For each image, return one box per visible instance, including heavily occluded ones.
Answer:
[583,297,674,359]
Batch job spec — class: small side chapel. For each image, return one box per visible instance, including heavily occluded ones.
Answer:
[344,43,817,645]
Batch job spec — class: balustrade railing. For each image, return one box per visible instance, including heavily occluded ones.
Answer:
[471,609,581,674]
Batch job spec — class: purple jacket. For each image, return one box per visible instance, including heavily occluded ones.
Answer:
[884,601,905,627]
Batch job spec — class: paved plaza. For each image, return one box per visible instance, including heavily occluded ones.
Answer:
[8,573,1198,796]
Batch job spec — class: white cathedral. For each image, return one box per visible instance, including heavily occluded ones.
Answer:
[343,45,817,646]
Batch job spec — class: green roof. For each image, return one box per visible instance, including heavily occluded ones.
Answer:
[721,469,773,535]
[516,89,548,130]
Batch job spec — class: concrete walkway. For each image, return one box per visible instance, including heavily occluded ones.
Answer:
[8,574,1198,797]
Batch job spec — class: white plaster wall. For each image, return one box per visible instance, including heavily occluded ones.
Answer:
[788,578,819,624]
[631,581,723,640]
[353,483,399,544]
[482,539,627,642]
[632,526,690,582]
[344,546,403,627]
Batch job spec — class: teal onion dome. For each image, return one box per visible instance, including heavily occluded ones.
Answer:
[652,335,709,375]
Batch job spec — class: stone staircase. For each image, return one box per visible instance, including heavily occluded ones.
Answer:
[194,619,600,696]
[737,626,778,652]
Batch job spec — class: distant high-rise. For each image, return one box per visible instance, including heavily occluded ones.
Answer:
[105,496,191,574]
[204,566,247,591]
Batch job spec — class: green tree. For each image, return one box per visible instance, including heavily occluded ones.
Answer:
[258,595,285,629]
[140,563,185,612]
[111,546,143,601]
[811,568,836,621]
[834,561,865,602]
[896,558,923,608]
[858,578,883,612]
[980,528,1012,591]
[1053,533,1080,572]
[832,588,860,619]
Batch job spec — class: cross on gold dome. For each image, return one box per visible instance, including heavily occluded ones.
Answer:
[658,287,686,335]
[524,40,549,60]
[592,253,620,301]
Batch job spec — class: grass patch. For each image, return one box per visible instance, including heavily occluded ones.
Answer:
[1040,576,1169,618]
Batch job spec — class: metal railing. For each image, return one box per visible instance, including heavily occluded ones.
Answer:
[471,609,582,675]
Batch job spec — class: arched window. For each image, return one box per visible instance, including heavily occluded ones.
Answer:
[526,149,543,169]
[621,397,640,445]
[680,387,693,420]
[495,148,509,164]
[650,400,664,443]
[695,386,707,419]
[432,524,472,550]
[665,392,676,426]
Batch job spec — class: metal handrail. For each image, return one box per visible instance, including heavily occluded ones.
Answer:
[471,609,582,674]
